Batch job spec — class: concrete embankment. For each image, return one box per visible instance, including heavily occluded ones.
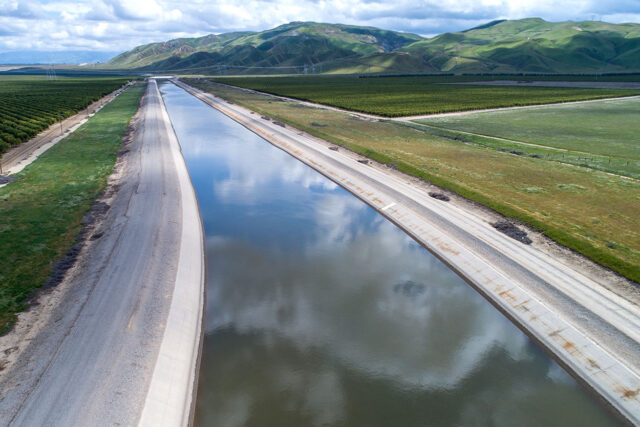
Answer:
[138,79,206,427]
[0,79,205,426]
[175,79,640,425]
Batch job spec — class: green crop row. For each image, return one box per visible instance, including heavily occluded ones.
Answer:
[0,76,132,154]
[210,75,640,117]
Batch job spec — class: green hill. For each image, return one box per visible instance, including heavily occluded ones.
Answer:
[398,18,640,74]
[105,19,640,74]
[106,22,422,72]
[106,32,252,69]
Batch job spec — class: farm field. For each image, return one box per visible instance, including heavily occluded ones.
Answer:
[416,97,640,159]
[186,78,640,282]
[410,97,640,179]
[210,75,640,117]
[0,75,132,154]
[0,83,144,333]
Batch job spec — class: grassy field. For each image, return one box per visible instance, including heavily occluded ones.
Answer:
[209,75,640,117]
[0,83,144,334]
[417,97,640,159]
[186,78,640,282]
[410,97,640,179]
[0,75,132,154]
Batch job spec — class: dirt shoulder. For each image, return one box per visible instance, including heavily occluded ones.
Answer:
[0,79,194,426]
[0,107,140,375]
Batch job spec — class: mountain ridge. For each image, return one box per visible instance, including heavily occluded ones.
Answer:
[104,18,640,74]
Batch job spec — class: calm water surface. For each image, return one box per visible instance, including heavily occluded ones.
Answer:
[160,83,619,427]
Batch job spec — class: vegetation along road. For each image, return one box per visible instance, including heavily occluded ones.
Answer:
[0,82,143,333]
[0,79,204,426]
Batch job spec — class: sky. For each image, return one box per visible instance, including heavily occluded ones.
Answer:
[1,0,639,53]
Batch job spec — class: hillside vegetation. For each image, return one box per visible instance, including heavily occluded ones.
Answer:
[401,18,640,74]
[106,19,640,74]
[106,22,421,71]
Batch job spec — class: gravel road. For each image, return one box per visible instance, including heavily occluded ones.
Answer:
[0,79,193,426]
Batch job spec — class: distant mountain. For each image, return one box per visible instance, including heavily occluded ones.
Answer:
[105,22,422,72]
[105,19,640,74]
[0,50,119,65]
[399,18,640,74]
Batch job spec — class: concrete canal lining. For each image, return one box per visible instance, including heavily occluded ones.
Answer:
[174,79,640,425]
[0,79,205,427]
[138,79,206,427]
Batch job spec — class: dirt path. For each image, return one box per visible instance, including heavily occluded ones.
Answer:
[0,79,204,426]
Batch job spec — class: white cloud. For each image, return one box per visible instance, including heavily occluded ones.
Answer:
[0,0,45,19]
[0,0,639,53]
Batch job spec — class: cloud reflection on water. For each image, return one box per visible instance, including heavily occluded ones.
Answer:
[159,83,616,427]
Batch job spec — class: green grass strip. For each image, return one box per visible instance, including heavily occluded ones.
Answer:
[0,84,145,334]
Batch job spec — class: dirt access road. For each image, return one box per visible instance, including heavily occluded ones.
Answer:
[176,79,640,424]
[0,79,204,426]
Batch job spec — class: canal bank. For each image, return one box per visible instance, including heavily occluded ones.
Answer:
[173,79,639,425]
[0,79,205,427]
[161,81,631,426]
[138,79,206,427]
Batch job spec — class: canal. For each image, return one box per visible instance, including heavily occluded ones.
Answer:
[159,82,619,427]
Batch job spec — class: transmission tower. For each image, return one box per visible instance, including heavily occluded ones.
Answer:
[46,64,57,80]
